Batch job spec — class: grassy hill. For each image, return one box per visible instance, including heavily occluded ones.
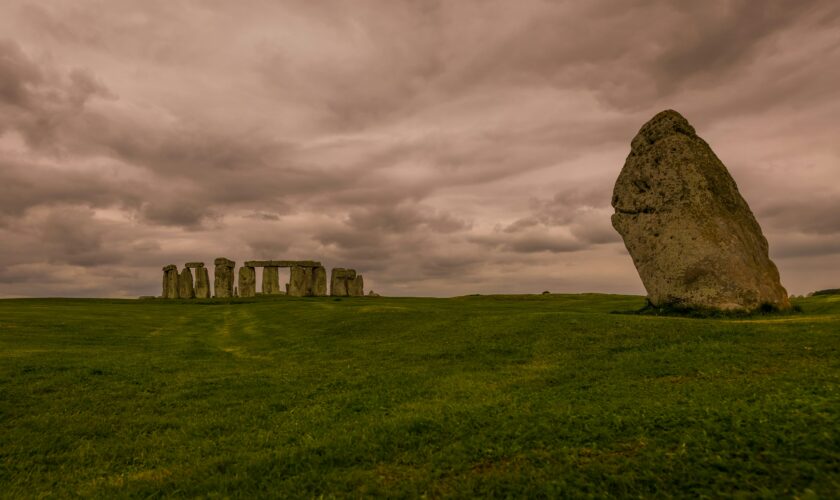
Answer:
[1,294,838,497]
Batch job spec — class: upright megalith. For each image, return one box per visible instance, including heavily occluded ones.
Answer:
[262,267,281,294]
[194,266,210,298]
[288,265,312,297]
[330,268,363,296]
[178,267,195,299]
[214,257,235,298]
[330,268,351,296]
[238,266,256,297]
[349,274,364,297]
[611,109,790,312]
[312,266,328,296]
[162,265,179,299]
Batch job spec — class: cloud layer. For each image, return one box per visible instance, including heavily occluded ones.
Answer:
[1,0,839,297]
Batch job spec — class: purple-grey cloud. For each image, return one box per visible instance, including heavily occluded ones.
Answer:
[0,0,838,298]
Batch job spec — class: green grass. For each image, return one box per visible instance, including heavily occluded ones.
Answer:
[1,293,839,497]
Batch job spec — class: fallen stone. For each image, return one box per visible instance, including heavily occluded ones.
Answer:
[178,267,195,299]
[611,109,790,312]
[214,257,235,298]
[238,266,256,297]
[367,290,380,297]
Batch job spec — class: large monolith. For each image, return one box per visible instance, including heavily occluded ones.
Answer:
[330,268,352,296]
[611,110,790,312]
[288,266,312,297]
[162,265,179,299]
[178,267,195,299]
[348,274,364,297]
[263,266,281,294]
[194,266,211,298]
[214,257,235,298]
[238,266,256,297]
[313,266,328,296]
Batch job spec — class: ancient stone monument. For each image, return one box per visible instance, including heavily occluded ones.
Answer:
[157,258,358,299]
[214,257,235,298]
[330,268,364,296]
[263,266,281,294]
[189,262,211,298]
[244,260,327,297]
[611,109,790,312]
[161,265,179,299]
[313,266,328,296]
[349,274,364,296]
[238,265,256,297]
[178,267,195,299]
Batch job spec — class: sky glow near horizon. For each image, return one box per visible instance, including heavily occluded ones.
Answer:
[1,0,839,298]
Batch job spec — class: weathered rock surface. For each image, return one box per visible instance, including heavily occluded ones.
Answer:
[238,266,256,297]
[195,267,211,298]
[214,257,235,298]
[611,109,790,312]
[349,275,364,297]
[263,267,281,294]
[330,268,348,296]
[185,262,205,269]
[312,266,328,296]
[162,265,179,299]
[288,266,313,297]
[178,267,195,299]
[331,268,362,296]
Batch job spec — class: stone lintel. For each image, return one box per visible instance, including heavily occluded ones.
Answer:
[162,264,177,272]
[244,260,321,268]
[214,257,235,267]
[185,262,205,268]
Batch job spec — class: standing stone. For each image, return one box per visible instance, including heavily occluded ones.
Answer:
[348,274,364,297]
[263,266,281,294]
[288,266,311,297]
[194,266,211,298]
[611,110,790,312]
[238,266,256,297]
[330,268,349,296]
[312,266,328,296]
[213,257,235,298]
[162,265,179,299]
[178,267,195,299]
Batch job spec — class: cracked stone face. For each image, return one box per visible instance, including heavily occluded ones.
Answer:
[162,265,179,299]
[194,267,211,298]
[178,267,195,299]
[238,266,256,297]
[213,257,235,298]
[611,110,790,312]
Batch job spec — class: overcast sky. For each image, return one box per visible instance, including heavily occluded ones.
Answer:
[1,0,839,298]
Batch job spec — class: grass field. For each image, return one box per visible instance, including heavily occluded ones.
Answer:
[1,293,839,497]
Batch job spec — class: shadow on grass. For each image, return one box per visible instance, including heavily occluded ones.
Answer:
[612,301,803,319]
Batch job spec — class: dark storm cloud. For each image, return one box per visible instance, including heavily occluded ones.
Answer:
[759,197,840,235]
[0,0,838,297]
